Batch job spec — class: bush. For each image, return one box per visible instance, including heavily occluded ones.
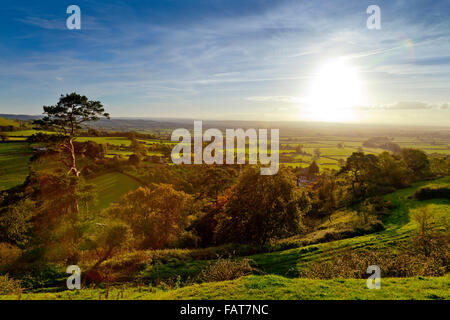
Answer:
[411,206,436,235]
[18,265,67,289]
[411,231,450,260]
[363,197,395,218]
[174,231,200,249]
[0,274,22,295]
[198,258,255,283]
[414,187,450,201]
[0,242,22,267]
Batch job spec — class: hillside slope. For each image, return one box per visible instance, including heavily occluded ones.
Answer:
[249,177,450,276]
[1,178,448,300]
[138,178,450,283]
[1,275,448,300]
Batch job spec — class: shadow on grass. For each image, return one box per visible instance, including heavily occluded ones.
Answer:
[251,178,450,278]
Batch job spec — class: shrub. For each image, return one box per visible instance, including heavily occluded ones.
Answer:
[18,265,67,289]
[411,206,436,235]
[363,197,395,219]
[300,232,449,279]
[0,199,35,247]
[198,258,255,283]
[84,222,133,271]
[414,187,450,201]
[174,231,200,249]
[411,231,450,260]
[0,242,22,267]
[0,274,22,295]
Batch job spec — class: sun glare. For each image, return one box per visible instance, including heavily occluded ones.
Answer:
[304,59,365,122]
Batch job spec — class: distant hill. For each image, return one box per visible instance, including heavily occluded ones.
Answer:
[0,114,40,121]
[89,118,181,131]
[0,114,180,132]
[1,113,450,138]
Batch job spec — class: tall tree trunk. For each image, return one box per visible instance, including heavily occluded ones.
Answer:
[68,138,80,177]
[68,138,80,215]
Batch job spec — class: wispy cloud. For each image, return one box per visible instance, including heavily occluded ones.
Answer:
[18,16,66,30]
[363,101,450,111]
[0,0,449,123]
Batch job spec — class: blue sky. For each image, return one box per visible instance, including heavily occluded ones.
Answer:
[0,0,449,124]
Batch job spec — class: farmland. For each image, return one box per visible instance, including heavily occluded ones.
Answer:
[0,117,449,301]
[1,125,450,193]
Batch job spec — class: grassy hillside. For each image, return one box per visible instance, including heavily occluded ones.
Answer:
[240,178,450,277]
[0,177,448,300]
[1,275,448,300]
[147,274,450,300]
[136,178,450,284]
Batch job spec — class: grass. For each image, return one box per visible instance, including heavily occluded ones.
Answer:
[0,142,32,191]
[0,117,21,128]
[3,130,53,137]
[247,178,449,274]
[76,136,132,146]
[89,171,142,211]
[143,274,450,300]
[1,275,448,300]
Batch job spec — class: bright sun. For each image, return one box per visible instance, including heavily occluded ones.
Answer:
[304,59,365,122]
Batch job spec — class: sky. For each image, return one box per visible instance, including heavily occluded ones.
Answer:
[0,0,449,125]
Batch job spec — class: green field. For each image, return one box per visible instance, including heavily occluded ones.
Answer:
[2,128,449,171]
[0,142,32,191]
[1,130,449,190]
[1,275,448,300]
[4,130,52,137]
[278,134,450,170]
[0,117,21,128]
[89,172,142,211]
[76,136,131,146]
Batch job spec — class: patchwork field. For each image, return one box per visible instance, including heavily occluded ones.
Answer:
[1,129,449,192]
[279,135,450,170]
[3,129,450,166]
